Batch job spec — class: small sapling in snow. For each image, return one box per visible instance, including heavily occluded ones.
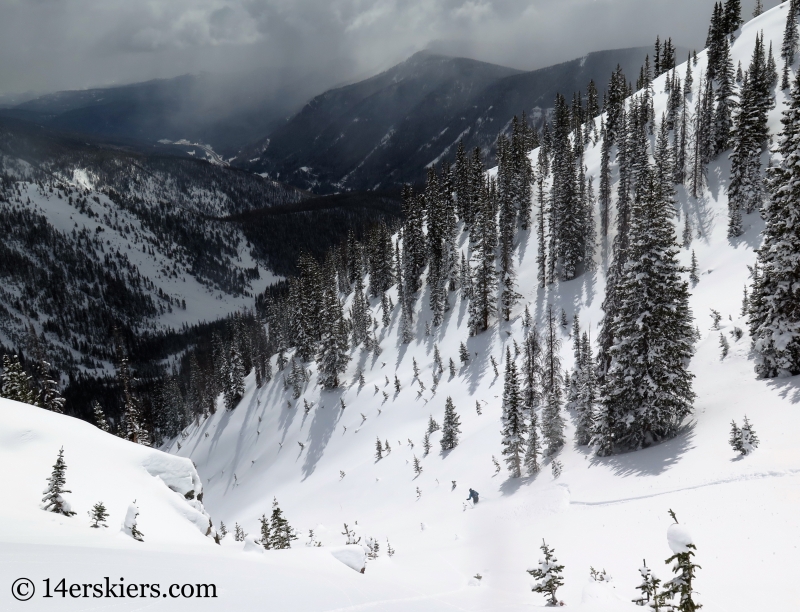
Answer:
[89,501,108,528]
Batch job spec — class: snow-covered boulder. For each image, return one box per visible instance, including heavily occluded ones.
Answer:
[330,545,366,573]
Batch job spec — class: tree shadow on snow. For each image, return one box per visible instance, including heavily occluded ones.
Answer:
[764,375,800,405]
[588,422,696,478]
[300,387,345,481]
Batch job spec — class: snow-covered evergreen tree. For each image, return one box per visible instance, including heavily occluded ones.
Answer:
[527,539,565,606]
[595,168,695,455]
[541,306,565,457]
[1,354,37,405]
[268,497,297,549]
[660,515,701,612]
[124,502,144,541]
[41,447,76,516]
[730,415,759,455]
[632,560,662,608]
[500,346,526,477]
[750,71,800,377]
[440,396,461,451]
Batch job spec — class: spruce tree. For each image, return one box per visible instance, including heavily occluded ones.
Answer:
[115,336,150,446]
[527,540,565,606]
[0,354,37,405]
[92,400,110,432]
[632,560,662,608]
[660,514,701,612]
[317,258,350,388]
[500,346,526,477]
[268,498,297,549]
[375,437,383,461]
[524,410,542,475]
[42,447,76,515]
[468,177,498,335]
[89,502,109,528]
[541,306,565,456]
[594,169,695,455]
[750,71,800,377]
[440,396,462,451]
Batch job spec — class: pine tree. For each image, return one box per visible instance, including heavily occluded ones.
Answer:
[459,342,469,364]
[690,251,700,284]
[527,540,565,606]
[499,345,526,477]
[524,410,542,474]
[268,498,297,549]
[258,513,271,549]
[427,414,440,433]
[126,503,144,542]
[750,71,800,376]
[114,335,150,446]
[422,431,431,456]
[441,396,462,451]
[541,306,565,456]
[413,454,423,475]
[468,177,498,335]
[41,447,76,515]
[1,354,37,405]
[375,437,383,460]
[730,416,759,454]
[753,0,763,18]
[318,258,350,388]
[574,332,597,445]
[91,400,110,432]
[89,501,109,527]
[633,560,663,608]
[595,169,695,455]
[713,37,736,156]
[234,523,247,541]
[660,514,701,612]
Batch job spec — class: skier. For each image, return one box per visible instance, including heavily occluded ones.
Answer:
[467,488,479,504]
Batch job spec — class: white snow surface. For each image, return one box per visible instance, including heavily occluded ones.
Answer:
[4,5,800,611]
[666,523,694,555]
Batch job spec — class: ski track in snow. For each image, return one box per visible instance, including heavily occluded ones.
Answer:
[570,468,800,506]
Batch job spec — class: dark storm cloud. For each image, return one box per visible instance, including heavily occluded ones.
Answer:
[0,0,778,99]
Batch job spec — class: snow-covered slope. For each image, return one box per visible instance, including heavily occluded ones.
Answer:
[5,4,800,612]
[166,4,800,610]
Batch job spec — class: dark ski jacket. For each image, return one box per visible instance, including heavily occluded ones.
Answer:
[467,489,479,503]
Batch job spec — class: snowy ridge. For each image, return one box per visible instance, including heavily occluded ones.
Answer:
[0,398,214,548]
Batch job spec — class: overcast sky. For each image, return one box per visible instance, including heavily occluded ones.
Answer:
[0,0,779,98]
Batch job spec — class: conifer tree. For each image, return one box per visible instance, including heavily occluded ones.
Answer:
[574,332,597,446]
[427,414,440,433]
[92,400,110,432]
[522,327,543,410]
[594,169,695,455]
[413,455,422,476]
[42,447,76,516]
[524,410,542,474]
[375,437,383,460]
[268,498,297,549]
[527,540,565,606]
[440,396,461,451]
[660,514,701,612]
[115,336,150,446]
[713,37,736,156]
[468,177,498,335]
[258,513,271,549]
[750,71,800,376]
[500,347,526,476]
[633,560,662,608]
[422,431,431,456]
[541,306,565,457]
[318,258,350,388]
[1,354,37,405]
[730,416,759,454]
[89,502,109,528]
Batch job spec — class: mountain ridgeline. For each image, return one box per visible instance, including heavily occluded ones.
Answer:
[238,47,654,193]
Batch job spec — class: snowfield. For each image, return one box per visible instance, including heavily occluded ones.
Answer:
[4,3,800,611]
